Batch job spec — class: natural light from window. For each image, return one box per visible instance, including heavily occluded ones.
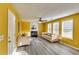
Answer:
[53,22,59,35]
[48,23,52,33]
[62,19,73,39]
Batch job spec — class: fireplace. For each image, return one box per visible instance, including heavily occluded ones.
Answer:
[30,23,38,37]
[31,31,37,37]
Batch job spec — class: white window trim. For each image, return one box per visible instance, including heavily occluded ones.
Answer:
[62,19,73,39]
[47,23,52,33]
[53,22,59,35]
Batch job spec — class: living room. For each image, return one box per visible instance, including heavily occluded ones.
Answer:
[0,3,79,55]
[14,3,79,55]
[1,0,79,59]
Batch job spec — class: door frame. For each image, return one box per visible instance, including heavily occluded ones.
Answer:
[8,9,16,55]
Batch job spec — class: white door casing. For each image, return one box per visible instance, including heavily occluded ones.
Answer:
[8,10,16,55]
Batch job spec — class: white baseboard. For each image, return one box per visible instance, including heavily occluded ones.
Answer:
[60,42,79,50]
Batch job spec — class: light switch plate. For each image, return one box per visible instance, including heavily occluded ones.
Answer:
[0,35,4,41]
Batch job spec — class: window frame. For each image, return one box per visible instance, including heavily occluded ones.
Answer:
[53,22,59,35]
[61,19,73,39]
[47,23,52,33]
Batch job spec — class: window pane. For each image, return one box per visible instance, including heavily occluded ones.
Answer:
[53,22,59,35]
[48,23,52,33]
[62,19,73,39]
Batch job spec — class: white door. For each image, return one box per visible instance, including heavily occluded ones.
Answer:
[8,10,15,55]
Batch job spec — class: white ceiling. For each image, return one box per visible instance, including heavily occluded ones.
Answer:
[12,3,79,21]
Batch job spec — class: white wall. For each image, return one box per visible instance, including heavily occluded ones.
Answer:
[30,20,38,31]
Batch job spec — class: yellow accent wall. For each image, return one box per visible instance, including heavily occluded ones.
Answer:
[44,23,48,32]
[0,4,20,55]
[38,23,44,36]
[42,13,79,49]
[60,13,79,48]
[20,21,30,36]
[0,4,8,55]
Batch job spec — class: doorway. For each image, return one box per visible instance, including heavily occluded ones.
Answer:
[8,10,16,55]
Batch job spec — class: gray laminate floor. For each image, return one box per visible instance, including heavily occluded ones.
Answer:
[16,37,79,55]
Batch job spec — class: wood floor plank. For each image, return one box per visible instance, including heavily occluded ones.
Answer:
[39,37,73,55]
[38,38,57,55]
[17,37,79,55]
[56,43,79,55]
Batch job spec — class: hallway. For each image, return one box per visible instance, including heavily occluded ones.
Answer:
[16,37,79,55]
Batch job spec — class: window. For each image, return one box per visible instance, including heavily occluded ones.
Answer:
[53,22,59,35]
[47,23,52,33]
[62,19,73,39]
